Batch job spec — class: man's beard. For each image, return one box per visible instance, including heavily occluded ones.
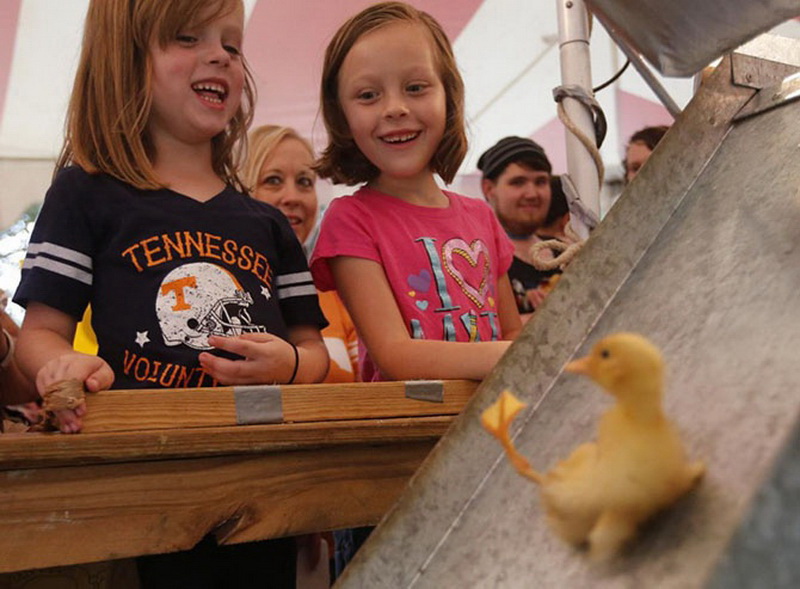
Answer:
[500,212,541,237]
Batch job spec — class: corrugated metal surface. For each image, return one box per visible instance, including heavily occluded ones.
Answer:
[337,48,800,588]
[587,0,800,76]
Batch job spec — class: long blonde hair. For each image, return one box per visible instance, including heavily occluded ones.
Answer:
[56,0,255,192]
[243,125,315,194]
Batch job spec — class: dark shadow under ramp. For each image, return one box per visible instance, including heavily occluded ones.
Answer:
[337,52,800,588]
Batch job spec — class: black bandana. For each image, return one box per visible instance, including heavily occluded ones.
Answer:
[477,136,551,179]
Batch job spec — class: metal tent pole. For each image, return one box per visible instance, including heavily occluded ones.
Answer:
[556,0,600,237]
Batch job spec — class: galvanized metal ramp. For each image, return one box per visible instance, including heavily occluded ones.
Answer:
[337,46,800,588]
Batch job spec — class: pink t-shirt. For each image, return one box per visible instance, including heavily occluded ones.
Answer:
[310,187,514,381]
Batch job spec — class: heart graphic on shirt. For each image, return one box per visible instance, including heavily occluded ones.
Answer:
[442,238,490,308]
[416,300,429,311]
[407,269,432,293]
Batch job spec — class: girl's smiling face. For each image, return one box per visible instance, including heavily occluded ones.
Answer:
[147,3,245,150]
[253,137,319,244]
[337,22,446,194]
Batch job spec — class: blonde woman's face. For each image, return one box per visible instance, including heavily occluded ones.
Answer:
[253,138,318,243]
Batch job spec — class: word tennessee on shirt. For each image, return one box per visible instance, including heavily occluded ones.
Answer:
[122,230,272,286]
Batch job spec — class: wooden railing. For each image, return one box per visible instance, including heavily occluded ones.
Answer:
[0,380,478,573]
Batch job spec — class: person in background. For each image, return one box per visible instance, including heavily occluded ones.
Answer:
[243,125,358,383]
[624,125,669,183]
[244,123,357,588]
[537,175,573,243]
[478,136,559,319]
[0,293,39,430]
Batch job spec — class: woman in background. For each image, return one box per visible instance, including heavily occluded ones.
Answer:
[244,125,360,585]
[244,125,358,383]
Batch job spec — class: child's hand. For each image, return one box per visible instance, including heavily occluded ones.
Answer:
[200,333,295,385]
[525,286,549,310]
[36,352,114,434]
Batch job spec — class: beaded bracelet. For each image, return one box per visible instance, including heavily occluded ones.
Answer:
[288,343,299,384]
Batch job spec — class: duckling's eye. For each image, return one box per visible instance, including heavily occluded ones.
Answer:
[600,349,610,359]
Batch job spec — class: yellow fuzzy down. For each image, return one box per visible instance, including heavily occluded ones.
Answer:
[481,333,705,559]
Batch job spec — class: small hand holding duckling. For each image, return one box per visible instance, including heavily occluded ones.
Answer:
[481,332,705,560]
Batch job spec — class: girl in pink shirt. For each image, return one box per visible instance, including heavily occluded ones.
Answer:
[311,2,521,382]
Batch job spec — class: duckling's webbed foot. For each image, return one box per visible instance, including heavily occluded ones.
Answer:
[587,511,638,561]
[481,390,545,485]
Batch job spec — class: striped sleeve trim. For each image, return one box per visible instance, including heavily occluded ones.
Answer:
[275,271,316,300]
[23,242,93,285]
[277,284,318,300]
[275,271,313,286]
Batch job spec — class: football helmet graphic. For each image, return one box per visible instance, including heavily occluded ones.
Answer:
[156,262,267,350]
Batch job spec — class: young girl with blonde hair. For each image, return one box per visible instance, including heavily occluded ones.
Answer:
[14,0,328,431]
[15,1,326,585]
[311,1,521,383]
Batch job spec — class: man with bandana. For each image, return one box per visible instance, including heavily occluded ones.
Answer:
[479,136,560,320]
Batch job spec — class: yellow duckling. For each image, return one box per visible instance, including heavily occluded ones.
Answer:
[481,332,705,560]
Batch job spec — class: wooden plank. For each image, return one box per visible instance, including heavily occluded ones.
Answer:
[0,416,454,470]
[0,381,476,573]
[0,441,433,573]
[79,380,477,433]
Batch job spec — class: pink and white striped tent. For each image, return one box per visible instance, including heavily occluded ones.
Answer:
[0,0,798,227]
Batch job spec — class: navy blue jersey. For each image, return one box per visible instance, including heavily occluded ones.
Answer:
[15,167,326,389]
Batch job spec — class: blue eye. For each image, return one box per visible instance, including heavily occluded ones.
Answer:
[176,34,197,44]
[224,44,241,56]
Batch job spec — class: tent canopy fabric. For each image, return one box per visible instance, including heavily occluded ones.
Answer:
[0,0,697,169]
[0,2,798,312]
[0,0,797,224]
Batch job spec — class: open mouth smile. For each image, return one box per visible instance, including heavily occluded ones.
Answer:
[192,81,228,105]
[381,131,420,144]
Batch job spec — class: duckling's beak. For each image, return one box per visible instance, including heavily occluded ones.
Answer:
[565,356,592,376]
